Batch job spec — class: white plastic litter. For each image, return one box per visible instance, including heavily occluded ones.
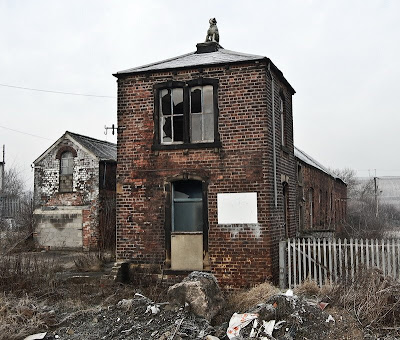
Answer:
[326,314,335,323]
[146,304,160,315]
[274,320,286,329]
[249,319,258,337]
[226,312,259,339]
[262,320,276,336]
[284,289,294,297]
[23,333,47,340]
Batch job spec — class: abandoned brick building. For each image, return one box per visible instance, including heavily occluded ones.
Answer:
[295,147,347,238]
[114,38,300,288]
[33,131,117,250]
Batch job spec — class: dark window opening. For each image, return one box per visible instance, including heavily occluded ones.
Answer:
[172,180,203,232]
[283,182,289,237]
[280,95,286,147]
[154,79,219,149]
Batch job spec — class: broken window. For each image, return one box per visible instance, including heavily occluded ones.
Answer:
[59,151,74,192]
[172,180,203,232]
[190,85,214,142]
[155,79,218,147]
[160,88,184,143]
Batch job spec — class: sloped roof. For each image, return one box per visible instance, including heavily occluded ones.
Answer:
[67,132,117,161]
[294,146,344,183]
[113,45,295,94]
[115,48,265,75]
[33,131,116,164]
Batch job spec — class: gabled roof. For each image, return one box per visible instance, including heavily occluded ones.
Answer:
[33,131,117,164]
[294,146,345,184]
[67,132,117,161]
[113,46,295,94]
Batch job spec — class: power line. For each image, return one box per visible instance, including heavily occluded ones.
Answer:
[0,83,116,99]
[0,125,53,141]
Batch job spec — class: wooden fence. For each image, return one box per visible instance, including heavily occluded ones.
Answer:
[0,196,21,218]
[279,238,400,289]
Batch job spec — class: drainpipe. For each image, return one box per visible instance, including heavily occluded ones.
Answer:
[267,63,278,209]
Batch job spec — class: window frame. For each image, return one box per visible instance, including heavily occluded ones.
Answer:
[153,78,221,150]
[59,150,74,193]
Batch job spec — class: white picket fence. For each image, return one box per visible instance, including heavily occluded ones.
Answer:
[279,238,400,289]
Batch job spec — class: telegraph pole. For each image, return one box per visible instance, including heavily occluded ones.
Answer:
[374,176,378,218]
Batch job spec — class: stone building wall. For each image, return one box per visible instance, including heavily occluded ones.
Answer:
[33,136,100,250]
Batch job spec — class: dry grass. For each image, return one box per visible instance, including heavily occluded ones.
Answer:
[328,268,400,332]
[294,279,321,298]
[228,282,280,313]
[0,294,48,340]
[0,254,61,295]
[73,252,107,272]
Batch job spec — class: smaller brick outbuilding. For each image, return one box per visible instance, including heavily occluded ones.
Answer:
[295,146,347,237]
[33,131,117,250]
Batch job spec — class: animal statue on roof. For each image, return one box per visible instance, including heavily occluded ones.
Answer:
[205,18,219,43]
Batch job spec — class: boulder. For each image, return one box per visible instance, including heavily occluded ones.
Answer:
[167,271,224,321]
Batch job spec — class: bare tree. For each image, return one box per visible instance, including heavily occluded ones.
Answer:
[331,168,399,239]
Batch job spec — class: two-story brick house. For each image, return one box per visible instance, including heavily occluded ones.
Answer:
[114,38,297,288]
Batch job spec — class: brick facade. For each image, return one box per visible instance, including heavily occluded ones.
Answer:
[296,152,347,237]
[115,44,297,288]
[33,132,116,250]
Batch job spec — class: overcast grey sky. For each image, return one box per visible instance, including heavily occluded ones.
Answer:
[1,0,399,189]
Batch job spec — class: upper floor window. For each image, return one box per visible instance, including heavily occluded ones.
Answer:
[59,151,74,192]
[279,94,286,147]
[154,79,220,149]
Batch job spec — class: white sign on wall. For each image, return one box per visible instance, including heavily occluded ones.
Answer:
[217,192,258,224]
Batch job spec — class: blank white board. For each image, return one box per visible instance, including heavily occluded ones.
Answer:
[217,192,258,224]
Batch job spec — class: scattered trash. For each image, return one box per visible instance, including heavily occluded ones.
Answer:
[23,333,47,340]
[146,304,160,315]
[274,320,286,329]
[326,314,335,323]
[285,289,294,297]
[226,313,259,339]
[249,319,258,337]
[318,302,329,311]
[262,319,276,336]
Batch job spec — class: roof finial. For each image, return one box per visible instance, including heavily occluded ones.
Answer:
[205,18,219,43]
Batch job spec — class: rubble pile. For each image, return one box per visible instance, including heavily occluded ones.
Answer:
[21,273,368,340]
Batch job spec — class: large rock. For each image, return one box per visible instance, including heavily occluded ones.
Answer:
[167,271,224,321]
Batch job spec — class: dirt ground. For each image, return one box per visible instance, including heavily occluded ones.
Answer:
[1,251,400,340]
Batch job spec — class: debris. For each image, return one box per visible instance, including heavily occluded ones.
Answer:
[167,271,224,321]
[318,302,329,311]
[23,333,47,340]
[274,320,286,330]
[226,313,259,339]
[326,314,335,323]
[285,289,294,297]
[205,336,220,340]
[146,304,160,315]
[262,319,276,336]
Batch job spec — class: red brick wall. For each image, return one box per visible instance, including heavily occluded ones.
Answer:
[298,161,347,235]
[116,61,296,288]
